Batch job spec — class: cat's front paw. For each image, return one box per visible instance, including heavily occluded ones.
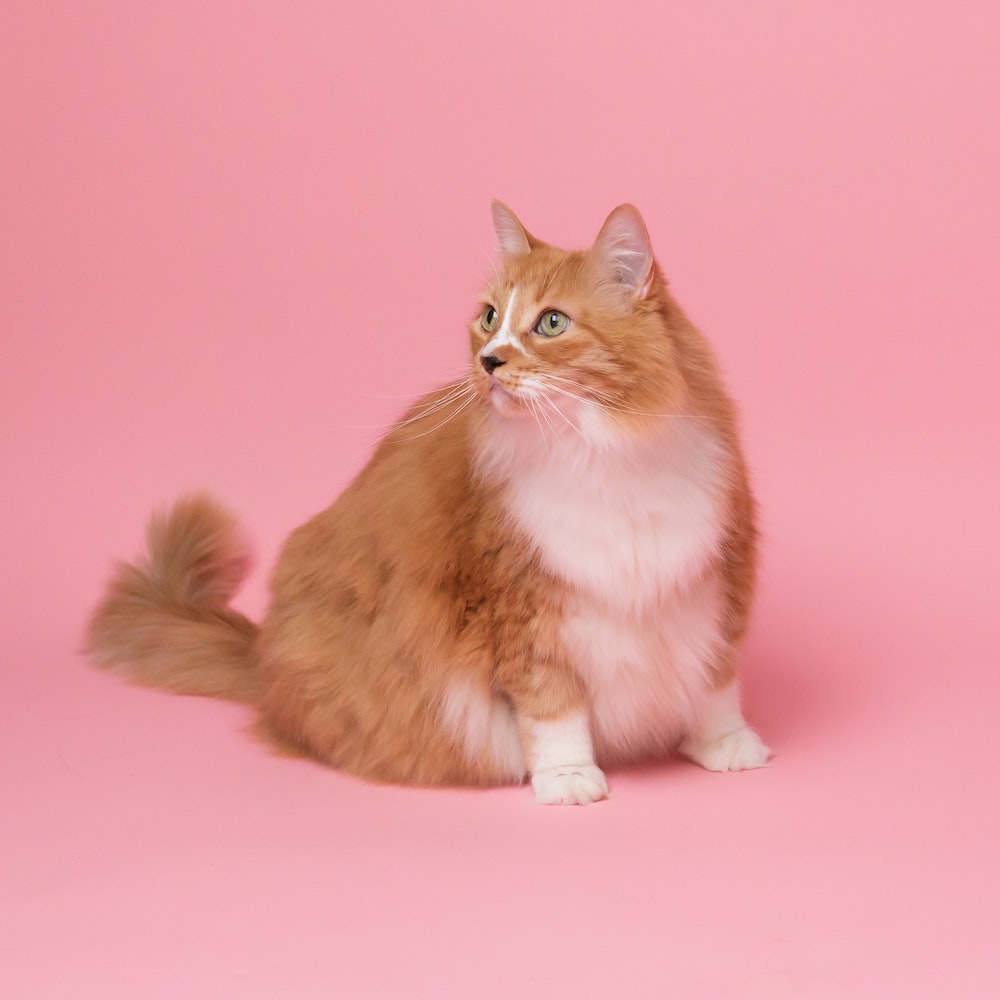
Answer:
[682,727,771,772]
[531,764,609,805]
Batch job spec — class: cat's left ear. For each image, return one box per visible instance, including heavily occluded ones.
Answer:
[593,204,655,299]
[491,200,537,259]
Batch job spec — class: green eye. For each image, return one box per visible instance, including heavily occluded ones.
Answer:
[535,309,570,338]
[481,306,499,333]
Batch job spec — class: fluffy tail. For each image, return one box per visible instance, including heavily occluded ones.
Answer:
[84,494,260,704]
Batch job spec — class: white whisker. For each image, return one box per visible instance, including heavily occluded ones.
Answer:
[533,393,560,444]
[389,389,481,442]
[394,385,477,427]
[353,376,469,401]
[539,393,588,444]
[525,394,553,458]
[478,247,502,286]
[346,381,477,432]
[537,373,705,422]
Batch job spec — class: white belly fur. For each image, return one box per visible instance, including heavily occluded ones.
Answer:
[444,414,733,772]
[562,572,726,762]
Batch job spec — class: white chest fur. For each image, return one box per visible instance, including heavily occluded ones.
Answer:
[489,413,732,760]
[497,415,728,604]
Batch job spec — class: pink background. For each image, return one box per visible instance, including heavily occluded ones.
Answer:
[3,2,999,997]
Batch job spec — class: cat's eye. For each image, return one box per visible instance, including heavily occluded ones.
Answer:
[535,310,570,338]
[481,306,499,333]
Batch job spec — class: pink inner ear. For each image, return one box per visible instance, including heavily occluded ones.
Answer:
[491,200,532,258]
[594,205,654,297]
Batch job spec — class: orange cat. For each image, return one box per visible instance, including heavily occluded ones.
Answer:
[85,201,770,804]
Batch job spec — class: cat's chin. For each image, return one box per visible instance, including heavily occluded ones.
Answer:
[487,382,529,416]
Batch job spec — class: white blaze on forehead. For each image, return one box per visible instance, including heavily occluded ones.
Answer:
[482,287,526,356]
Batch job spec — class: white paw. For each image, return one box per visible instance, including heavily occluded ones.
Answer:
[531,764,609,805]
[682,727,771,772]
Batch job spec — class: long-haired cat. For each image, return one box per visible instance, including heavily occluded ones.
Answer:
[85,201,770,804]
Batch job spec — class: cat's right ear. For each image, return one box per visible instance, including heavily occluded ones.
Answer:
[491,200,535,259]
[593,204,655,299]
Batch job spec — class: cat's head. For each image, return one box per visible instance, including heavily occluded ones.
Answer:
[470,202,688,441]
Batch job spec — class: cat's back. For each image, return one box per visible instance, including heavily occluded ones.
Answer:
[274,385,486,572]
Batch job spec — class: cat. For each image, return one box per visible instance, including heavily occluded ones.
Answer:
[85,200,770,804]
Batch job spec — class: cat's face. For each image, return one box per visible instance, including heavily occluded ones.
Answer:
[469,203,686,438]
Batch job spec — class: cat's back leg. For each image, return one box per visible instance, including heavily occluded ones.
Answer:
[256,619,523,787]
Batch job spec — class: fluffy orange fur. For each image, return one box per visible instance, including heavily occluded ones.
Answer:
[85,201,767,803]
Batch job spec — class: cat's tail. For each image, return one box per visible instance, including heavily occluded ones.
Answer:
[84,494,261,704]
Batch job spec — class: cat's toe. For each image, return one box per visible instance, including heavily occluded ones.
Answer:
[682,727,771,772]
[531,764,609,805]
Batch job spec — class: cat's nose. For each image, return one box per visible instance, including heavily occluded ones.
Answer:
[480,354,506,375]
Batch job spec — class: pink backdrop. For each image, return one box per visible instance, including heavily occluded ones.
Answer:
[3,2,999,997]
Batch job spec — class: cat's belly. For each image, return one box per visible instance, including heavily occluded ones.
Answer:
[562,573,726,763]
[438,574,726,775]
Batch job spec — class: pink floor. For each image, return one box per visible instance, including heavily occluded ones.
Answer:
[4,3,999,998]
